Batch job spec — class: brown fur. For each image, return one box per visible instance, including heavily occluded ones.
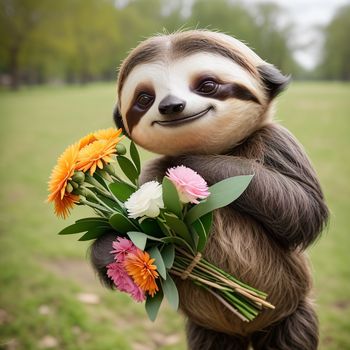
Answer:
[138,123,328,339]
[186,321,250,350]
[251,299,319,350]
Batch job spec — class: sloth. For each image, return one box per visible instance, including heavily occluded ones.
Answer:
[91,30,329,350]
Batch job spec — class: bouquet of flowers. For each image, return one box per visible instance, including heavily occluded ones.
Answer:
[47,127,274,322]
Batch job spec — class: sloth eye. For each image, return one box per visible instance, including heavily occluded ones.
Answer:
[196,80,218,94]
[136,93,154,108]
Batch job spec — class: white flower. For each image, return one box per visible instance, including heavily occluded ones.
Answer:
[124,181,164,219]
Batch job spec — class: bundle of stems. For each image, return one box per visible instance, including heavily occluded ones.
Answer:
[171,248,275,322]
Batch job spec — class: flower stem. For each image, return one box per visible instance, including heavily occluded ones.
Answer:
[177,247,264,296]
[170,267,231,291]
[85,174,107,191]
[90,184,115,200]
[79,198,111,213]
[79,187,115,213]
[203,287,250,323]
[197,261,273,308]
[175,248,274,309]
[221,290,259,318]
[200,257,267,296]
[110,174,137,189]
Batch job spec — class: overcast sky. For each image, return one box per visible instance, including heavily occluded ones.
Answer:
[242,0,350,69]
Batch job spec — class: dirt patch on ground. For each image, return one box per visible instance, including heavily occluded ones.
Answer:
[42,258,100,292]
[332,299,350,310]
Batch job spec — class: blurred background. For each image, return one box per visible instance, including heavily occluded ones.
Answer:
[1,0,350,88]
[0,0,349,349]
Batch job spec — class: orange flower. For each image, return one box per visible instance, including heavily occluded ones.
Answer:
[52,192,80,219]
[94,127,123,143]
[78,133,96,150]
[78,128,122,151]
[76,139,117,175]
[47,128,123,215]
[124,250,159,297]
[47,143,80,218]
[75,128,124,176]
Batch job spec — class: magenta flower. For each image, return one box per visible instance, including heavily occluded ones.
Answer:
[166,166,210,204]
[106,237,146,302]
[107,262,146,302]
[111,237,137,262]
[130,283,147,302]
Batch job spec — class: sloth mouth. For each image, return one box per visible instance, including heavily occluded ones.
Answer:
[153,107,212,127]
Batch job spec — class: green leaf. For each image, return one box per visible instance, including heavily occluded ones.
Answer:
[127,231,148,250]
[130,141,141,174]
[148,246,167,279]
[161,245,175,269]
[145,290,163,322]
[191,212,213,251]
[156,218,172,237]
[59,221,110,235]
[109,212,138,234]
[162,177,182,217]
[109,182,136,202]
[117,156,139,185]
[164,213,194,247]
[126,231,161,250]
[93,172,109,189]
[95,192,123,211]
[186,175,254,224]
[199,211,213,234]
[161,236,194,255]
[161,273,179,310]
[78,227,111,241]
[192,219,207,251]
[139,219,163,237]
[75,217,109,223]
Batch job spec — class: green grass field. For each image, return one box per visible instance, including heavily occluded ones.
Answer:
[0,82,349,350]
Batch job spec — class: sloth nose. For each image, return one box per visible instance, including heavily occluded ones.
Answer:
[158,95,186,115]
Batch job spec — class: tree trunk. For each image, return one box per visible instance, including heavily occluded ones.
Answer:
[9,46,20,90]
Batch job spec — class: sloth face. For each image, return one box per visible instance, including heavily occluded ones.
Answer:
[116,32,289,155]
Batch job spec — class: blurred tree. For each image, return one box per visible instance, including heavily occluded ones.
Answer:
[184,0,300,75]
[0,0,304,88]
[188,0,258,44]
[251,3,298,75]
[0,0,62,89]
[114,0,183,57]
[60,0,121,83]
[159,0,184,33]
[318,4,350,80]
[114,0,165,61]
[0,0,185,88]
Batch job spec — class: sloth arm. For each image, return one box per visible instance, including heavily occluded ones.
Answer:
[140,123,329,250]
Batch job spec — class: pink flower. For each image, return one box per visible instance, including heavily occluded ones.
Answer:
[166,166,210,204]
[106,237,146,302]
[130,283,147,302]
[107,262,146,302]
[111,237,137,262]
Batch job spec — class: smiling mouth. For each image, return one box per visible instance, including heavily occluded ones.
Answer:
[153,107,212,127]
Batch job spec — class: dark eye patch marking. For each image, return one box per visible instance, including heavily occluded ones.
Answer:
[215,83,261,104]
[192,74,260,104]
[125,83,155,133]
